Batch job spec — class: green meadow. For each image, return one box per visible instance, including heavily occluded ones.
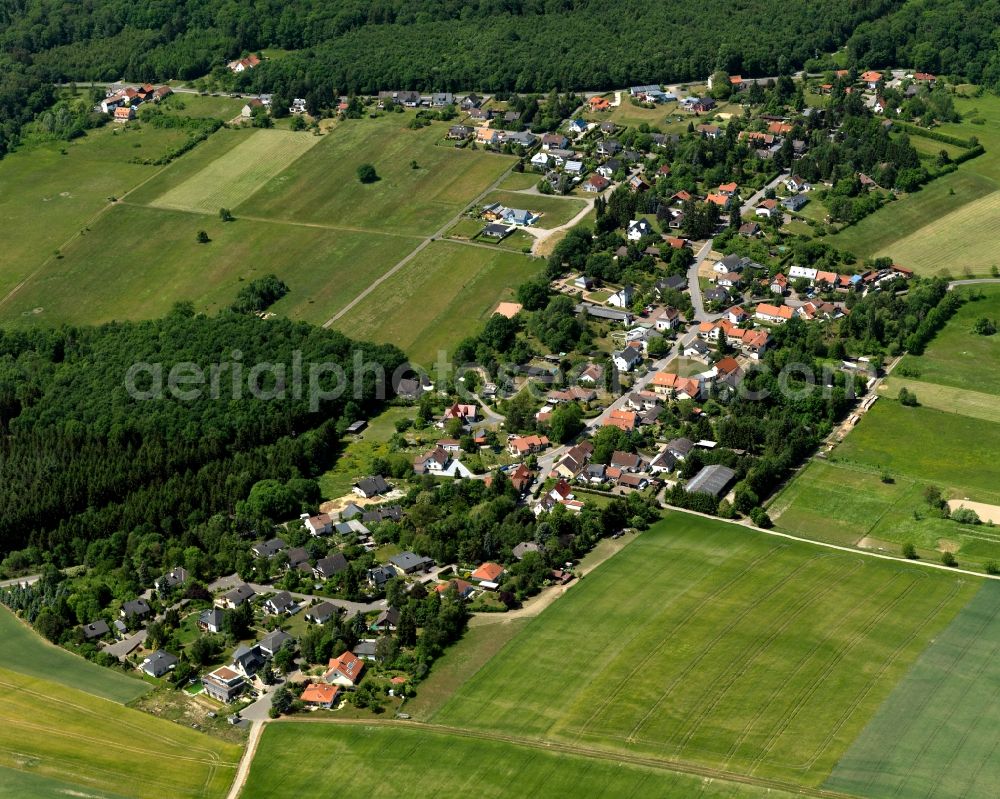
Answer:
[237,114,514,235]
[432,513,975,787]
[333,241,542,365]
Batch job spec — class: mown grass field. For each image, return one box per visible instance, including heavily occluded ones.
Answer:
[0,667,239,799]
[242,724,811,799]
[149,129,320,213]
[237,114,514,235]
[0,764,131,799]
[432,513,976,786]
[478,190,587,228]
[0,122,199,302]
[769,459,1000,566]
[828,92,1000,274]
[333,241,542,365]
[0,203,417,326]
[833,399,1000,504]
[827,582,1000,799]
[878,376,1000,422]
[896,284,1000,395]
[0,605,148,703]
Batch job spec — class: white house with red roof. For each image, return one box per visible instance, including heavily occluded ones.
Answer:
[324,651,366,687]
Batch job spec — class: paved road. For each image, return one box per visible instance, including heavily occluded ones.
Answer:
[246,581,387,615]
[0,574,40,589]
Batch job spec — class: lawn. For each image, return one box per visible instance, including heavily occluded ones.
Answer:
[833,399,1000,504]
[318,407,414,499]
[242,724,812,799]
[153,93,247,121]
[236,113,514,235]
[0,765,132,799]
[826,92,1000,275]
[0,605,149,703]
[498,171,542,190]
[878,376,1000,423]
[0,666,240,799]
[827,581,1000,799]
[148,129,321,213]
[0,204,417,326]
[478,190,587,228]
[332,241,542,366]
[896,284,1000,395]
[432,513,976,786]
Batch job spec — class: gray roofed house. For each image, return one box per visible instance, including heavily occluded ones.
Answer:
[367,565,398,590]
[431,92,454,106]
[666,437,695,460]
[460,93,482,109]
[353,475,390,498]
[284,546,310,568]
[656,275,688,294]
[512,541,542,560]
[120,598,151,620]
[354,640,378,660]
[649,448,678,473]
[313,553,349,580]
[782,194,809,212]
[395,377,426,401]
[703,287,731,304]
[390,551,434,574]
[335,519,370,537]
[259,629,292,657]
[154,567,188,593]
[585,463,608,483]
[232,644,268,677]
[685,464,737,497]
[576,303,632,324]
[305,601,338,625]
[362,505,403,525]
[504,130,536,147]
[372,606,400,632]
[339,502,365,520]
[251,538,286,558]
[198,606,225,634]
[483,222,514,239]
[263,591,297,616]
[684,339,711,357]
[217,583,256,609]
[81,620,110,640]
[140,650,178,678]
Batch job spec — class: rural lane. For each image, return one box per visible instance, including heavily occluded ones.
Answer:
[225,720,265,799]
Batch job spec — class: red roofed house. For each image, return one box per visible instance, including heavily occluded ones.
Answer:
[228,54,261,72]
[717,182,738,197]
[508,435,550,457]
[589,96,611,111]
[714,356,743,387]
[435,578,476,600]
[508,463,535,494]
[755,303,794,324]
[755,198,780,219]
[114,106,135,123]
[650,372,701,401]
[706,193,729,207]
[325,651,366,687]
[860,70,883,89]
[767,121,792,136]
[442,403,478,424]
[470,562,505,583]
[604,409,638,431]
[770,273,789,294]
[301,683,339,708]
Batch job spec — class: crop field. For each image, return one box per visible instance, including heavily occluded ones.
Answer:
[0,666,239,799]
[432,513,975,786]
[242,724,810,799]
[333,241,542,365]
[478,190,587,228]
[0,764,131,799]
[0,605,148,703]
[236,114,514,235]
[896,285,1000,394]
[0,204,417,326]
[149,129,321,213]
[834,400,1000,504]
[828,93,1000,274]
[827,582,1000,799]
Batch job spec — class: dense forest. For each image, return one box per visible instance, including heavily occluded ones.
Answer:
[0,0,898,153]
[0,304,405,568]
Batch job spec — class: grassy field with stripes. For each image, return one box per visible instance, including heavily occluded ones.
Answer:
[432,513,976,786]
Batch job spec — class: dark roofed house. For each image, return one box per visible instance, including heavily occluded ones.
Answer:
[367,565,398,590]
[390,551,434,574]
[512,541,542,560]
[217,583,255,609]
[362,505,403,525]
[154,567,188,593]
[120,598,151,621]
[395,377,426,401]
[259,629,292,658]
[232,644,268,677]
[371,606,401,632]
[313,553,349,580]
[666,437,695,460]
[353,475,390,498]
[482,222,514,239]
[685,464,737,497]
[198,606,225,634]
[252,538,286,558]
[82,620,110,640]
